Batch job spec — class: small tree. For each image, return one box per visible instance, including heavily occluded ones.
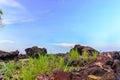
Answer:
[0,9,3,26]
[0,9,3,15]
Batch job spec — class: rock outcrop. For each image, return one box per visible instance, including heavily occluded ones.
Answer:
[25,46,47,57]
[70,44,99,56]
[0,50,19,60]
[78,51,120,80]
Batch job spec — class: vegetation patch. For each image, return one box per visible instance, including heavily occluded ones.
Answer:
[0,50,99,80]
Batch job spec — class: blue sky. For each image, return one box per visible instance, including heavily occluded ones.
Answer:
[0,0,120,53]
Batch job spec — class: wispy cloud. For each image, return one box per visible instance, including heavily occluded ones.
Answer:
[0,0,35,25]
[53,43,76,47]
[0,0,24,9]
[3,18,35,25]
[0,40,15,43]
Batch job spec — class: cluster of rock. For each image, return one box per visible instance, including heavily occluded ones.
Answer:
[0,46,47,60]
[25,46,47,57]
[36,51,120,80]
[0,44,98,61]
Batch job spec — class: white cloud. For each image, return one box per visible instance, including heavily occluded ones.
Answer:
[0,40,15,43]
[54,43,76,47]
[0,0,24,9]
[3,18,35,25]
[0,0,35,25]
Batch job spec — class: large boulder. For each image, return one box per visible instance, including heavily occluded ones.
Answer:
[0,50,19,60]
[70,44,99,56]
[25,46,47,57]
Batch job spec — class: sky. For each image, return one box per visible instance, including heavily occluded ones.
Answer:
[0,0,120,53]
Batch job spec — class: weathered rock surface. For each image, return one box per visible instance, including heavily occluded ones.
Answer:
[0,50,19,60]
[25,46,47,57]
[70,44,99,56]
[50,70,71,80]
[36,70,71,80]
[78,51,120,80]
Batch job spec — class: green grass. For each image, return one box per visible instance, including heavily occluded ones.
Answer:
[69,49,99,66]
[69,49,80,60]
[19,55,69,80]
[1,54,69,80]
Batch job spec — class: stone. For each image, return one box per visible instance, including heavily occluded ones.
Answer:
[36,70,71,80]
[50,70,71,80]
[0,50,19,60]
[25,46,47,57]
[69,44,99,56]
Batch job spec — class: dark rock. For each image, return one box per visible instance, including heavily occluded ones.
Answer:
[64,56,87,67]
[71,70,81,80]
[54,53,66,57]
[0,78,4,80]
[70,60,79,67]
[0,50,19,60]
[67,59,86,67]
[70,44,99,56]
[101,72,116,80]
[36,70,71,80]
[25,46,47,57]
[50,70,71,80]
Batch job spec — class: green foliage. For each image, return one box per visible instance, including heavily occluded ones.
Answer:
[64,61,70,72]
[2,61,22,80]
[0,9,3,26]
[0,9,3,15]
[82,51,99,63]
[82,51,89,62]
[69,49,80,60]
[1,54,69,80]
[83,51,89,58]
[93,51,99,58]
